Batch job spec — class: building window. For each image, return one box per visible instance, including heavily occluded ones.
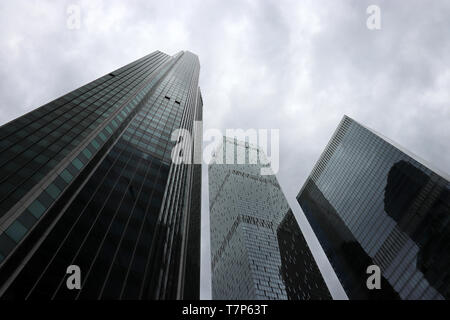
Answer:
[60,169,73,183]
[28,200,46,218]
[5,221,28,243]
[72,158,84,171]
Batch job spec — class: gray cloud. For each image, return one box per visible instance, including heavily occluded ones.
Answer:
[0,0,449,300]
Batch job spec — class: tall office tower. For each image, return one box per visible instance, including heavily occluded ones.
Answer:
[297,115,450,300]
[0,50,202,299]
[209,137,331,300]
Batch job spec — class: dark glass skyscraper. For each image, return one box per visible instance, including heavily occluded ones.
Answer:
[209,137,331,300]
[0,50,202,299]
[297,115,450,300]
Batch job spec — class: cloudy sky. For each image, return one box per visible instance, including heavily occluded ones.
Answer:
[0,0,449,299]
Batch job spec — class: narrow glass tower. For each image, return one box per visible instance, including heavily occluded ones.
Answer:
[209,137,331,300]
[0,50,202,299]
[298,115,449,300]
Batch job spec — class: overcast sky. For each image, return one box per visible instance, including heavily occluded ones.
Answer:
[0,0,449,300]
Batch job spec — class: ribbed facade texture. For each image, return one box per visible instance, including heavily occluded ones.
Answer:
[209,137,331,300]
[297,115,450,300]
[0,50,202,299]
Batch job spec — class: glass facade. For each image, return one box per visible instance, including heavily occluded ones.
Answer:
[297,115,450,300]
[209,137,331,300]
[0,50,202,299]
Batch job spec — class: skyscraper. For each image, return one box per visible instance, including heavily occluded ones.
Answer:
[297,115,450,300]
[209,137,331,300]
[0,50,202,299]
